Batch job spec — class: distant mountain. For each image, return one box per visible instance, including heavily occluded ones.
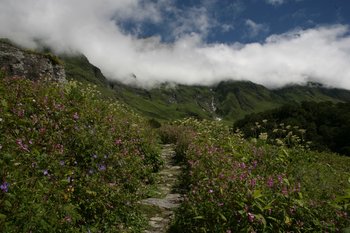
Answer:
[1,40,350,122]
[60,53,350,122]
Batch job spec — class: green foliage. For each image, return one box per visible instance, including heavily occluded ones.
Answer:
[0,70,5,79]
[148,118,161,129]
[235,101,350,156]
[0,77,161,232]
[164,119,350,232]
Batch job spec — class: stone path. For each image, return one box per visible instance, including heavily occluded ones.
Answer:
[141,144,182,233]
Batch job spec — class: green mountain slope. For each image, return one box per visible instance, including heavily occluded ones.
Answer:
[60,54,350,122]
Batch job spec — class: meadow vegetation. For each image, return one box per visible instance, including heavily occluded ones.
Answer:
[0,71,349,232]
[160,119,350,232]
[235,101,350,156]
[0,75,162,232]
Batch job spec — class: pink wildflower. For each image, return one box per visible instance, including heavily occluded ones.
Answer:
[277,175,283,184]
[267,177,274,188]
[73,112,79,120]
[248,212,255,222]
[250,178,257,187]
[282,186,288,195]
[115,139,122,145]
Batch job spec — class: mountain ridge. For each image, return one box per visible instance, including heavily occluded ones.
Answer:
[1,39,350,122]
[58,50,350,121]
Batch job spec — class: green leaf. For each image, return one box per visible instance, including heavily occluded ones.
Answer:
[219,213,227,222]
[0,214,6,220]
[86,190,97,196]
[1,99,7,108]
[256,214,266,227]
[38,181,44,188]
[267,216,278,222]
[4,200,12,208]
[253,189,263,199]
[194,216,204,220]
[283,178,290,186]
[284,215,292,225]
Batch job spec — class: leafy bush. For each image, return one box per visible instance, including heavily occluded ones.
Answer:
[234,101,350,156]
[167,119,350,232]
[0,76,161,232]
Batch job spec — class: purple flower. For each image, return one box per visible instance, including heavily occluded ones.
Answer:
[98,164,106,171]
[0,182,9,193]
[43,170,49,176]
[267,177,274,188]
[60,160,65,166]
[67,176,71,183]
[277,175,283,184]
[115,139,122,145]
[92,154,97,159]
[250,178,257,187]
[16,139,29,152]
[282,186,288,196]
[248,212,255,222]
[208,189,214,193]
[73,112,79,120]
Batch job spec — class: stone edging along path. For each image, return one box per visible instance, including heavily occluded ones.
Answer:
[141,144,182,233]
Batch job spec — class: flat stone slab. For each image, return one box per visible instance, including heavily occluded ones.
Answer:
[141,194,181,209]
[142,144,183,233]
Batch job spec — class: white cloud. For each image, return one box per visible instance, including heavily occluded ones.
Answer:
[221,24,235,33]
[1,0,350,90]
[170,6,212,39]
[245,19,269,38]
[266,0,286,6]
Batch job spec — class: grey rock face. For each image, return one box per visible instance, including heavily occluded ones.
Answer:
[0,41,66,82]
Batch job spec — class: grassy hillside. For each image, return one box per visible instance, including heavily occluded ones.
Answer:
[61,55,350,122]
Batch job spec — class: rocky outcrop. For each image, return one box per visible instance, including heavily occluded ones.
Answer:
[0,41,66,82]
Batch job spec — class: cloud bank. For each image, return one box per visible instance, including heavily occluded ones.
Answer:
[1,0,350,89]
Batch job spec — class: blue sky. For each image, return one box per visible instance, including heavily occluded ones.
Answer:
[122,0,350,43]
[1,0,350,89]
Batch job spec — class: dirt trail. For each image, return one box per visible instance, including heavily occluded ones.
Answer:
[141,144,182,233]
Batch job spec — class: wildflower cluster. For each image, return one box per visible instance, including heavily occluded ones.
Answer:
[0,76,161,232]
[165,119,350,232]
